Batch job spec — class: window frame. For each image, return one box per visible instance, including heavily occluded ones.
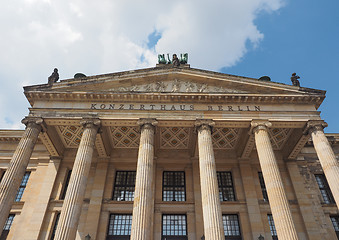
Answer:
[106,213,132,240]
[60,169,72,200]
[15,171,31,202]
[267,214,278,240]
[112,171,136,201]
[162,171,186,202]
[161,214,188,240]
[222,214,242,240]
[0,214,15,240]
[315,174,335,204]
[50,212,60,240]
[217,171,236,202]
[330,215,339,239]
[258,172,269,202]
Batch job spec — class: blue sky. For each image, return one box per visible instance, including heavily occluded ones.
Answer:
[0,0,338,132]
[224,0,339,132]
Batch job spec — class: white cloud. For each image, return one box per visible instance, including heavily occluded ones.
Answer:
[0,0,284,129]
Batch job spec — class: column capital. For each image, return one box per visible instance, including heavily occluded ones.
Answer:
[137,118,158,131]
[250,120,272,134]
[195,119,215,132]
[21,117,43,130]
[303,120,328,135]
[80,118,101,130]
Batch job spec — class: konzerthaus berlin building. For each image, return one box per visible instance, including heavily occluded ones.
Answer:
[0,60,338,240]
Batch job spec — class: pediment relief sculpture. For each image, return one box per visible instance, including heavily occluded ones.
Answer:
[107,79,247,93]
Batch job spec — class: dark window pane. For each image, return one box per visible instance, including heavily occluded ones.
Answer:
[162,214,187,239]
[0,171,5,183]
[107,214,132,240]
[222,214,241,239]
[162,171,186,202]
[50,213,60,240]
[268,214,278,240]
[15,172,30,202]
[330,215,339,240]
[60,170,72,200]
[315,174,335,204]
[258,172,269,202]
[217,172,235,201]
[112,171,136,201]
[0,214,15,240]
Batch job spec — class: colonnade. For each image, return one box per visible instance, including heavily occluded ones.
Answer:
[0,117,338,240]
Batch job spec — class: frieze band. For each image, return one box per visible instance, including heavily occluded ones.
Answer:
[90,103,261,112]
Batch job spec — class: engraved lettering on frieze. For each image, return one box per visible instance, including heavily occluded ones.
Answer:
[89,103,261,112]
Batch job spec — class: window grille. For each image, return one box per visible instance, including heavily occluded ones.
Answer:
[315,174,335,204]
[267,214,278,240]
[107,214,132,240]
[15,171,30,202]
[163,171,186,201]
[217,172,235,201]
[50,213,60,240]
[330,215,339,239]
[60,170,72,200]
[162,214,187,240]
[222,214,242,240]
[0,214,15,240]
[112,171,136,201]
[258,172,269,202]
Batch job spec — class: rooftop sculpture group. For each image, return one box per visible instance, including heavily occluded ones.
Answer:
[158,53,188,66]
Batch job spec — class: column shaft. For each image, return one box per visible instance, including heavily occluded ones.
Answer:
[311,127,339,208]
[253,123,298,240]
[0,118,42,231]
[196,122,224,240]
[130,119,156,240]
[54,119,99,240]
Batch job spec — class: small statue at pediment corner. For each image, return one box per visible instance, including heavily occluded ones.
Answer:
[180,53,188,64]
[158,54,167,64]
[48,68,59,86]
[172,54,180,67]
[291,73,300,87]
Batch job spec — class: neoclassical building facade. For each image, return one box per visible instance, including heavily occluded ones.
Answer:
[0,63,338,240]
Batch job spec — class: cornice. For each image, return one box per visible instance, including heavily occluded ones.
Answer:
[24,91,325,108]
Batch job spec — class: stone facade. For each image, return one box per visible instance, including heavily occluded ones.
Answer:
[0,65,338,240]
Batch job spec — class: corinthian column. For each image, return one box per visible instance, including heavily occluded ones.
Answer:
[0,117,42,231]
[54,119,100,240]
[252,120,298,240]
[305,121,339,208]
[130,119,157,240]
[195,119,224,240]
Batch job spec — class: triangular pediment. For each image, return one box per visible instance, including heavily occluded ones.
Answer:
[24,67,325,107]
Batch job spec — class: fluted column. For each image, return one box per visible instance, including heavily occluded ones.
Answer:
[195,120,224,240]
[306,121,339,208]
[130,119,157,240]
[54,119,100,240]
[0,117,42,231]
[252,120,298,240]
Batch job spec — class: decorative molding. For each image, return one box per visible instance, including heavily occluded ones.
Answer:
[241,134,255,159]
[56,125,83,148]
[106,79,247,94]
[40,132,60,156]
[212,127,240,149]
[160,127,190,149]
[95,133,109,157]
[303,120,327,135]
[268,128,293,150]
[110,126,140,148]
[288,134,310,159]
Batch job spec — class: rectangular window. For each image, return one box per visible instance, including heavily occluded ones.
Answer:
[50,213,60,240]
[0,170,5,183]
[258,172,269,202]
[0,214,15,240]
[315,174,335,204]
[217,172,235,201]
[222,214,241,240]
[112,171,136,201]
[267,214,278,240]
[15,171,31,202]
[106,214,132,240]
[60,170,72,200]
[162,214,187,240]
[163,171,186,201]
[330,215,339,239]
